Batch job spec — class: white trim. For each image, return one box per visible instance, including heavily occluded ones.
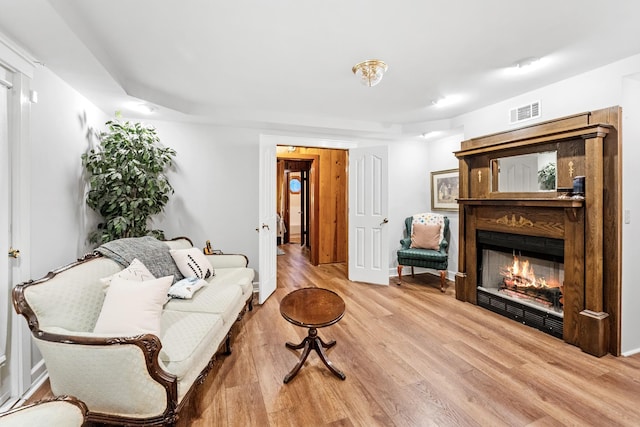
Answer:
[0,397,20,413]
[262,134,357,150]
[10,73,33,397]
[17,371,48,403]
[621,347,640,357]
[0,33,35,78]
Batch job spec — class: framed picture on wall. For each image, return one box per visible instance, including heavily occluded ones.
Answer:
[431,168,459,211]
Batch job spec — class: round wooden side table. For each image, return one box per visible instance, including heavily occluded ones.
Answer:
[280,287,346,383]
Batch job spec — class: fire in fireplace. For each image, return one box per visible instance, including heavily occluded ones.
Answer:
[476,230,564,338]
[489,251,563,313]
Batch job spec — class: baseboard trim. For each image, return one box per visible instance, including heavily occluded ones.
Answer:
[391,266,453,281]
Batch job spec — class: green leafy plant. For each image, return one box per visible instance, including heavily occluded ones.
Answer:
[82,120,177,244]
[537,162,556,191]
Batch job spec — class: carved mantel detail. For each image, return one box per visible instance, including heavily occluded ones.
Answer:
[496,214,533,228]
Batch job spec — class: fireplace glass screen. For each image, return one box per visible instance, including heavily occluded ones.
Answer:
[480,249,564,315]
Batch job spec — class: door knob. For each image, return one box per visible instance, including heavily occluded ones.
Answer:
[380,218,389,226]
[8,247,20,258]
[262,223,270,230]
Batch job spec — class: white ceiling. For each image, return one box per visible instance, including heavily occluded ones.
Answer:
[1,0,640,139]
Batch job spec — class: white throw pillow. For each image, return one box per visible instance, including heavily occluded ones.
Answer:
[101,258,155,287]
[170,248,214,279]
[93,275,173,337]
[168,276,207,299]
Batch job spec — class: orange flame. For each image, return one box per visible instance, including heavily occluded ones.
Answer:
[501,256,557,289]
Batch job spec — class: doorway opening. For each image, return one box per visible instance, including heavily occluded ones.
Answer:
[276,146,348,267]
[281,160,311,248]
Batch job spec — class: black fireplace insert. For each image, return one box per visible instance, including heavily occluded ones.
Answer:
[476,230,564,338]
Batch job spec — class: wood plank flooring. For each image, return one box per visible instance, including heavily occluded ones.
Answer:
[28,243,640,426]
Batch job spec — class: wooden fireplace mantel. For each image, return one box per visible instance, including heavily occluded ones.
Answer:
[457,198,584,208]
[454,107,622,357]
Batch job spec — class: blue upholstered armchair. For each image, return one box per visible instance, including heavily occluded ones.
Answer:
[397,214,450,291]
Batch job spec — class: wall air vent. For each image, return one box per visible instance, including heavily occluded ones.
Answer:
[509,101,541,124]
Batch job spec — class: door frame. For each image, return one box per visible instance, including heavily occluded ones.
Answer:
[277,153,319,264]
[259,135,356,300]
[0,38,34,408]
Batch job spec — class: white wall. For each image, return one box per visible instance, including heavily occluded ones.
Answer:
[30,66,108,278]
[387,138,431,275]
[621,74,640,355]
[454,54,640,139]
[138,120,262,271]
[426,133,463,279]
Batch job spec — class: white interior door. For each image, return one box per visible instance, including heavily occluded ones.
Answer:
[348,146,389,285]
[0,67,13,408]
[258,137,277,304]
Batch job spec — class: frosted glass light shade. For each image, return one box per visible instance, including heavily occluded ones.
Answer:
[352,60,388,87]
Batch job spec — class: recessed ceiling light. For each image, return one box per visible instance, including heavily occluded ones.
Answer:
[419,131,443,139]
[514,56,540,69]
[505,56,547,76]
[127,102,157,114]
[431,95,462,108]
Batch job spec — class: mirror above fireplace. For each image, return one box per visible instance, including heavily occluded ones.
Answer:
[491,151,557,192]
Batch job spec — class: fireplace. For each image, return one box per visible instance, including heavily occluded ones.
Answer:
[454,107,623,357]
[476,230,564,338]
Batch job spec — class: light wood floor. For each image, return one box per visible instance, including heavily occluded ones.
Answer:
[30,243,640,426]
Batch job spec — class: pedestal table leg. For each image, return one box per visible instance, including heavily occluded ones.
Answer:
[283,327,346,383]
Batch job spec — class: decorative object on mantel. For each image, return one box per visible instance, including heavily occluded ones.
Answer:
[572,176,585,199]
[82,119,177,244]
[203,240,214,255]
[431,169,459,211]
[352,59,388,87]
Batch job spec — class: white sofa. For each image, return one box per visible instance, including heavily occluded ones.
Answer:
[12,237,254,426]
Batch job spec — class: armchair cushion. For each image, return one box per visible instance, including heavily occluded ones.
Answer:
[410,223,441,250]
[398,247,448,262]
[412,212,446,245]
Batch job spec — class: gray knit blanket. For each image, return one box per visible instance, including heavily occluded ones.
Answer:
[95,236,183,283]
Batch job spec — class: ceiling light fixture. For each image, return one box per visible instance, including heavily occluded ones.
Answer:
[352,59,388,87]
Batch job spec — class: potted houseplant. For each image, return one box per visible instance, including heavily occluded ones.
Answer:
[537,162,556,191]
[82,119,177,244]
